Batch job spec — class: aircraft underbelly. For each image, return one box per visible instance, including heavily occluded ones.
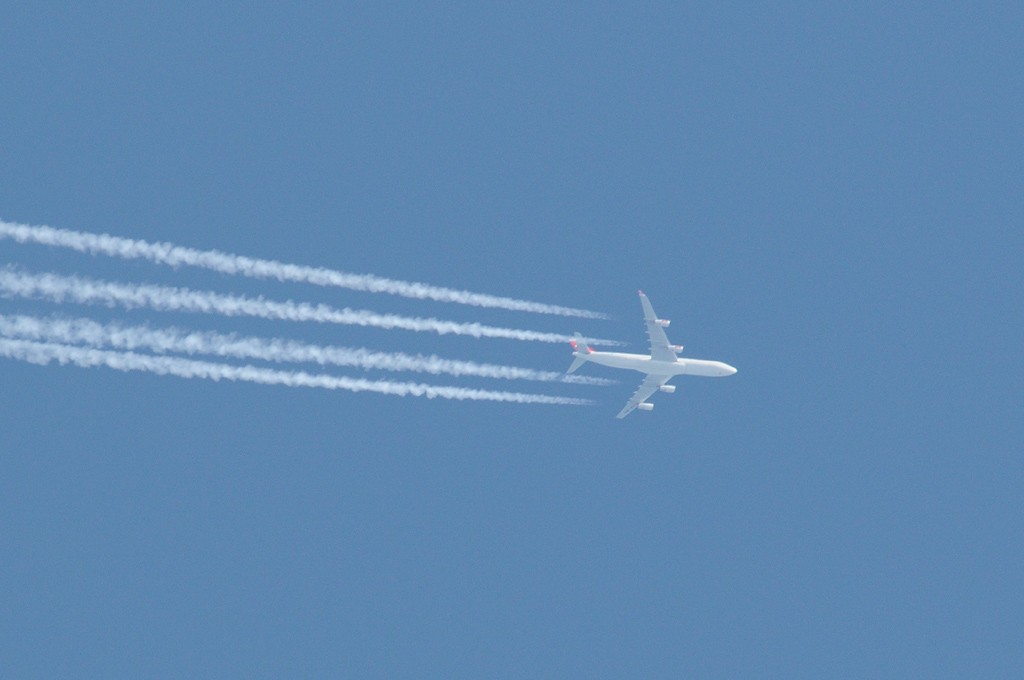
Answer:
[589,354,641,371]
[591,354,680,374]
[679,359,730,377]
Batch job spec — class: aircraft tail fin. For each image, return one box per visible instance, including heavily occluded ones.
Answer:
[567,333,592,374]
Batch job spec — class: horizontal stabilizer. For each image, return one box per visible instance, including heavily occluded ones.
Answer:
[567,355,588,374]
[567,332,592,374]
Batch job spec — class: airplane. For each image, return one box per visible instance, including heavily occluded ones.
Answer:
[568,290,737,418]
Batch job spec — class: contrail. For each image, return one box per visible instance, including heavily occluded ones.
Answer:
[0,313,613,385]
[0,337,594,405]
[0,269,620,346]
[0,219,609,319]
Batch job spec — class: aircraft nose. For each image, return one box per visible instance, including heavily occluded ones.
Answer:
[724,364,737,376]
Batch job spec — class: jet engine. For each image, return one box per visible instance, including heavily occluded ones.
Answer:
[659,385,676,393]
[637,402,654,411]
[656,319,671,327]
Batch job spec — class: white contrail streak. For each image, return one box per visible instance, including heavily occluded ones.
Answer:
[0,338,593,405]
[0,219,609,319]
[0,313,612,385]
[0,269,620,346]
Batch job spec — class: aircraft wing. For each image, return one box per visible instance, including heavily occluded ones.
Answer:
[639,291,679,362]
[616,374,673,419]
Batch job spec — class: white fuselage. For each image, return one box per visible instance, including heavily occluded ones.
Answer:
[582,350,737,377]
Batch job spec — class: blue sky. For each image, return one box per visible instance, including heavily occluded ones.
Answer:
[1,3,1021,677]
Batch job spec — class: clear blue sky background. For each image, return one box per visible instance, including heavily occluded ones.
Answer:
[2,3,1021,677]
